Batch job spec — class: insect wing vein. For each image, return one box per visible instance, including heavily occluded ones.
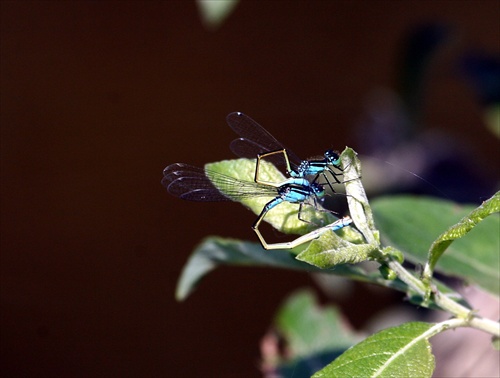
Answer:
[226,112,302,168]
[162,163,277,202]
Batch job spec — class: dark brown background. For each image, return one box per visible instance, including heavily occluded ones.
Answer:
[1,1,498,377]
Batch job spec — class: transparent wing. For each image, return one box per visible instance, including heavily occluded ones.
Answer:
[162,163,278,202]
[227,112,302,169]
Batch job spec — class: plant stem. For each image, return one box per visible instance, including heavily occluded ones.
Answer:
[432,289,470,317]
[469,317,500,337]
[387,257,500,337]
[386,258,426,295]
[343,150,500,337]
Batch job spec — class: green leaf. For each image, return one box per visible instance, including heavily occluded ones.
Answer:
[196,0,239,30]
[313,322,435,378]
[426,191,500,275]
[205,159,337,235]
[296,228,380,268]
[294,148,382,269]
[175,237,369,301]
[372,196,500,296]
[275,289,361,358]
[493,335,500,350]
[176,237,462,307]
[484,104,500,138]
[271,289,362,376]
[342,148,380,246]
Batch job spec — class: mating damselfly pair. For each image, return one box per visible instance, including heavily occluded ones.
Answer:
[162,112,353,250]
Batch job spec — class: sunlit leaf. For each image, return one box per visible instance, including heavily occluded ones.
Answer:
[342,148,379,246]
[296,229,379,268]
[206,159,338,235]
[295,148,381,268]
[313,322,435,378]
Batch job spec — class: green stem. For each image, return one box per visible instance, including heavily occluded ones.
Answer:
[386,258,426,295]
[425,318,465,338]
[469,317,500,337]
[387,257,500,337]
[432,289,470,317]
[429,316,500,338]
[342,149,500,337]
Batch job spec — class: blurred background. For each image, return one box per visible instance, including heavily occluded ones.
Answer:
[1,1,498,377]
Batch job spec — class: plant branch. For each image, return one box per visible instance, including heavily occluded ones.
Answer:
[386,257,426,296]
[469,316,500,337]
[386,256,500,337]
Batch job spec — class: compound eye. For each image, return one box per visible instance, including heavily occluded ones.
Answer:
[325,149,340,162]
[312,183,324,195]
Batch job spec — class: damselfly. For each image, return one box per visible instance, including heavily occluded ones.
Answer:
[227,112,345,191]
[162,163,352,250]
